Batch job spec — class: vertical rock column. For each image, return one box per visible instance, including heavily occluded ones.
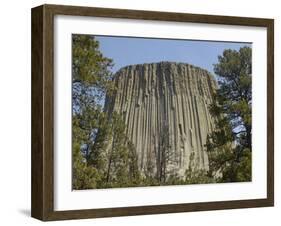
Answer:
[104,62,217,178]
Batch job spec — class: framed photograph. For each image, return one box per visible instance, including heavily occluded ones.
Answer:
[31,4,274,221]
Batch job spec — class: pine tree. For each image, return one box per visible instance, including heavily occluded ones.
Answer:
[206,46,252,182]
[72,34,114,189]
[101,112,140,188]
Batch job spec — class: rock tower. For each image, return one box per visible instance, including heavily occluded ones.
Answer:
[105,62,217,178]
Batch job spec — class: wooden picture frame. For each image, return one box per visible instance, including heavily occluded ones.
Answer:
[31,4,274,221]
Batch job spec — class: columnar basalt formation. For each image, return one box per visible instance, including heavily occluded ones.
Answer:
[105,62,217,178]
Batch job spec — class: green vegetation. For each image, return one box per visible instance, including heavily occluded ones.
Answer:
[72,35,140,189]
[206,46,252,182]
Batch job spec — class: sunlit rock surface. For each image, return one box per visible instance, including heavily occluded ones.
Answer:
[105,62,217,178]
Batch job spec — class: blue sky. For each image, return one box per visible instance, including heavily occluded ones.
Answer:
[96,36,251,75]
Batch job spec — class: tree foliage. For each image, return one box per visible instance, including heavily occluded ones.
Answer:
[97,112,141,188]
[72,35,140,189]
[206,46,252,182]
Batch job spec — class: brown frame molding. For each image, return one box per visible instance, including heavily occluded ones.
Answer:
[31,4,274,221]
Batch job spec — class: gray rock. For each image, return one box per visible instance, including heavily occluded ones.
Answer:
[105,62,217,178]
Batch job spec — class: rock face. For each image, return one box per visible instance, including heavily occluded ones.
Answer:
[105,62,217,179]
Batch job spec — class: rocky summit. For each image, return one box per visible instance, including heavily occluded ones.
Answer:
[104,62,217,178]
